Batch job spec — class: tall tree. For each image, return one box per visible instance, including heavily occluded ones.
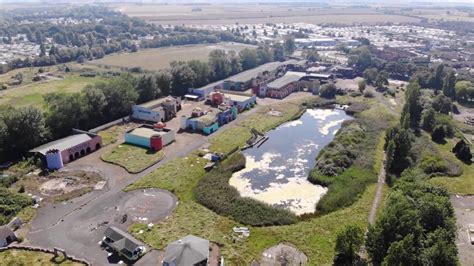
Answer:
[256,47,273,64]
[333,225,364,265]
[430,64,445,91]
[170,62,196,96]
[136,75,158,103]
[155,70,172,96]
[401,80,422,129]
[228,51,242,75]
[283,35,296,55]
[239,49,258,70]
[273,43,285,61]
[442,71,456,99]
[187,60,211,87]
[208,49,231,80]
[0,107,48,160]
[44,93,85,138]
[422,108,436,132]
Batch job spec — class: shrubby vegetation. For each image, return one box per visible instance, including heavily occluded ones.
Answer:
[0,187,33,225]
[193,153,297,226]
[309,102,390,213]
[366,180,457,265]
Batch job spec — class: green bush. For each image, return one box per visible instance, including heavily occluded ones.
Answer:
[315,167,377,214]
[0,188,33,225]
[419,153,449,174]
[193,153,297,226]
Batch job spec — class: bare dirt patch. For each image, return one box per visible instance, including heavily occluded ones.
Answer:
[18,170,104,202]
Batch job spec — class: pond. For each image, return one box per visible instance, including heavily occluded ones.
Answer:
[229,108,352,215]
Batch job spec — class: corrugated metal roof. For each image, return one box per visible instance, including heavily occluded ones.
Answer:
[267,72,306,89]
[30,134,92,155]
[226,61,286,83]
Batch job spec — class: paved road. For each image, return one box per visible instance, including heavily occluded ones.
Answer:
[25,105,261,265]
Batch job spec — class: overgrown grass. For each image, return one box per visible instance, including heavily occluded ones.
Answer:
[129,183,377,265]
[97,123,141,146]
[101,144,165,173]
[236,102,305,132]
[0,188,33,225]
[0,249,83,265]
[429,138,474,195]
[208,126,252,154]
[194,153,297,226]
[124,154,207,200]
[0,74,103,109]
[309,103,396,213]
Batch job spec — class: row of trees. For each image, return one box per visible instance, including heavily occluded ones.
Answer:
[0,6,257,73]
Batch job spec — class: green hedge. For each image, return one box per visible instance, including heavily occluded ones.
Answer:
[193,153,297,226]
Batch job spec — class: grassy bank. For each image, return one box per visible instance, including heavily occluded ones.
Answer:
[0,249,83,265]
[428,138,473,195]
[309,102,396,213]
[101,144,165,173]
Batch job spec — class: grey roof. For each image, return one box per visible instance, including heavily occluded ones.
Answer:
[104,226,144,253]
[226,61,285,83]
[267,73,304,89]
[0,226,14,240]
[30,134,92,155]
[163,235,209,266]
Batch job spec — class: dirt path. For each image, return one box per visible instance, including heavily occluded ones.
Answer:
[368,153,386,225]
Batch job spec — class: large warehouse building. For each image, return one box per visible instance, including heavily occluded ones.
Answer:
[30,129,102,170]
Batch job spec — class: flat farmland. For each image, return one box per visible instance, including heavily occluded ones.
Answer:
[110,3,420,25]
[87,42,257,71]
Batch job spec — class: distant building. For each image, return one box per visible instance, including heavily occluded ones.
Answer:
[162,235,209,266]
[30,129,102,170]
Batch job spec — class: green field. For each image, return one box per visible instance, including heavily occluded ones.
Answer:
[88,42,257,71]
[0,73,103,109]
[101,144,165,173]
[112,3,420,25]
[0,249,83,265]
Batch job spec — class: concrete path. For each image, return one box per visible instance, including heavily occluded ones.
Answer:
[368,153,386,225]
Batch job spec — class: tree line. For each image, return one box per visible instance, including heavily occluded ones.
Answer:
[0,6,255,74]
